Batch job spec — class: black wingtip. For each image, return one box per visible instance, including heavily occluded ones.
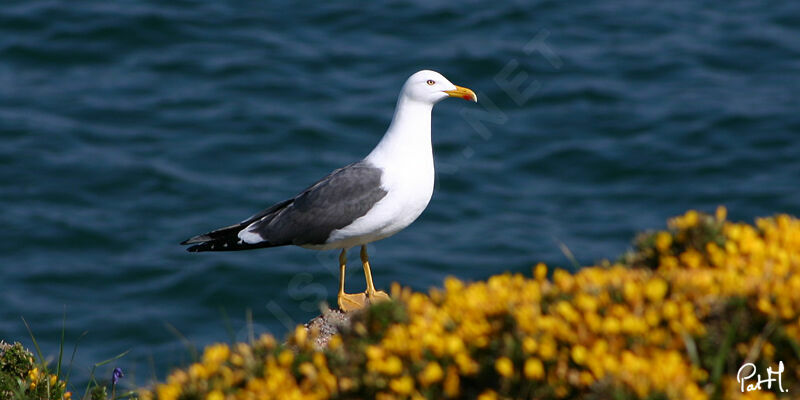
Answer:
[181,234,210,246]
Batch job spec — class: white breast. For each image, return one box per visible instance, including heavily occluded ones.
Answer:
[315,159,434,250]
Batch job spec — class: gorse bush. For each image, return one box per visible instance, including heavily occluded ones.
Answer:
[0,341,69,400]
[1,333,129,399]
[141,208,800,399]
[140,209,798,398]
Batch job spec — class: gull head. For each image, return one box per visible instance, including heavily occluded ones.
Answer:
[401,70,477,105]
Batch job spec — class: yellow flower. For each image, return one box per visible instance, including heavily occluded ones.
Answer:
[575,293,598,313]
[524,358,544,379]
[444,335,464,355]
[443,366,460,398]
[602,317,621,334]
[477,389,498,400]
[538,336,557,360]
[257,334,276,349]
[292,325,308,345]
[715,205,726,221]
[230,353,244,366]
[763,342,775,358]
[418,362,444,386]
[156,383,181,400]
[683,210,699,228]
[495,357,513,377]
[534,262,547,281]
[623,281,642,303]
[522,337,538,354]
[298,362,317,380]
[366,345,384,360]
[206,390,224,400]
[313,352,327,369]
[389,375,414,395]
[444,276,464,292]
[189,363,208,379]
[571,345,587,365]
[662,301,679,320]
[376,393,397,400]
[381,356,404,376]
[278,349,294,367]
[645,278,668,302]
[328,335,342,350]
[203,343,230,366]
[757,297,773,314]
[455,352,478,375]
[660,255,679,270]
[555,301,580,323]
[579,371,594,386]
[680,249,703,269]
[655,231,672,252]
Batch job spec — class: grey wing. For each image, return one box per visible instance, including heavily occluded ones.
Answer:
[242,161,388,246]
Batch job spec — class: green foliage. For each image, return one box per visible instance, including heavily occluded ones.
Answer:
[0,341,66,400]
[0,338,132,400]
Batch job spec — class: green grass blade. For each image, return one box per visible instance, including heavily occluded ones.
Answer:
[56,310,66,381]
[114,390,137,399]
[218,307,236,344]
[147,352,157,383]
[164,322,198,361]
[93,349,132,368]
[65,330,88,389]
[21,316,48,373]
[682,331,701,366]
[711,314,740,398]
[83,365,97,400]
[80,348,132,399]
[246,308,255,344]
[556,241,581,270]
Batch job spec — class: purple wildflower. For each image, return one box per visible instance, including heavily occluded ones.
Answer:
[111,367,124,385]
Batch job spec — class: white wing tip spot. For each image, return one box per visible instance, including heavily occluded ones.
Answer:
[237,229,264,244]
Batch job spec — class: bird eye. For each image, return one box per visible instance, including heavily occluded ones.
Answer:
[426,79,435,85]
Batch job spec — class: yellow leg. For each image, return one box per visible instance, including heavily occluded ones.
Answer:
[361,245,390,303]
[337,248,366,312]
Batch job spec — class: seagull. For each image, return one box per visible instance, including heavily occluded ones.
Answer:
[181,70,477,311]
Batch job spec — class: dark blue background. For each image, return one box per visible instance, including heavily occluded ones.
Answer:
[2,0,798,389]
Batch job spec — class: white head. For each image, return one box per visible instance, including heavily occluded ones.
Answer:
[400,70,477,105]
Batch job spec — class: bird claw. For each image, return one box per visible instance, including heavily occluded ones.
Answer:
[338,292,368,312]
[338,290,391,312]
[368,290,390,303]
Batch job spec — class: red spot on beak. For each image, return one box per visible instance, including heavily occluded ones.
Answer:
[463,94,472,101]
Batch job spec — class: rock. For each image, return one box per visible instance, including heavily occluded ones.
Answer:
[305,307,351,349]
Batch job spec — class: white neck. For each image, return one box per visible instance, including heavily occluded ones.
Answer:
[365,95,434,169]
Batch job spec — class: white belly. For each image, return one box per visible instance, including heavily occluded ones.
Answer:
[305,163,434,250]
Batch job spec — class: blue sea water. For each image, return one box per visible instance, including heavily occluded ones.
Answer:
[2,0,799,389]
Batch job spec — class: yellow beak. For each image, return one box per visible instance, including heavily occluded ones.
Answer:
[444,85,478,102]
